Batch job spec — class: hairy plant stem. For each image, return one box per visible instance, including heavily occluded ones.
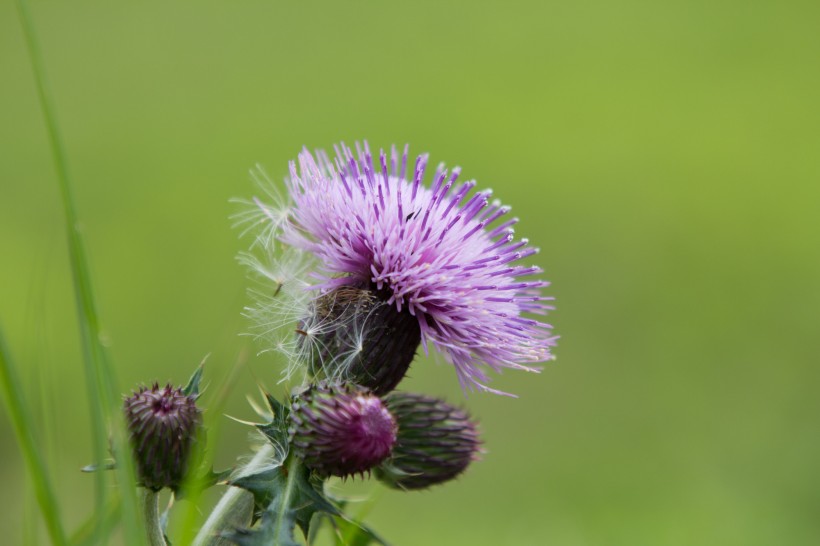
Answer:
[191,443,274,546]
[140,489,166,546]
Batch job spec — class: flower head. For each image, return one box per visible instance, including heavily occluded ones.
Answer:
[289,382,397,477]
[247,142,556,395]
[124,383,202,491]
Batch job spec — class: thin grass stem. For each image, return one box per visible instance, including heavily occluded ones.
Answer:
[0,327,67,546]
[14,0,143,542]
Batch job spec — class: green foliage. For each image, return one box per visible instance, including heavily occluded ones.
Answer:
[222,511,300,546]
[175,466,232,502]
[228,457,337,545]
[80,461,117,474]
[329,516,389,546]
[225,392,340,545]
[222,390,391,545]
[255,392,291,460]
[183,363,206,398]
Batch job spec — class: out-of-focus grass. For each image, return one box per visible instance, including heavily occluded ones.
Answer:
[1,1,819,545]
[0,328,66,545]
[13,0,142,542]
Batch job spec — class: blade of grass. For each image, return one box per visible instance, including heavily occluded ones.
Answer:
[15,1,143,543]
[0,327,67,546]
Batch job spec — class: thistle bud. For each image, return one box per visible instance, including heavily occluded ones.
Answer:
[376,392,480,490]
[289,382,397,477]
[123,383,202,491]
[301,287,421,395]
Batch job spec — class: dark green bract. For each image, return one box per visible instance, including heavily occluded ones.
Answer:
[377,392,480,490]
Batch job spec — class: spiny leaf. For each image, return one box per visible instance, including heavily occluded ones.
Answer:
[221,511,300,546]
[229,464,285,511]
[229,455,340,544]
[81,459,117,473]
[174,466,232,501]
[257,419,289,460]
[255,390,291,463]
[264,390,288,419]
[331,515,390,546]
[287,464,339,536]
[183,362,206,398]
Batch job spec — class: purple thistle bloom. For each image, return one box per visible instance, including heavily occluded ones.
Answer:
[259,142,557,395]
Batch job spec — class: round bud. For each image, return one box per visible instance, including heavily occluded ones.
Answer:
[376,392,480,490]
[301,287,421,395]
[123,383,202,491]
[289,382,397,477]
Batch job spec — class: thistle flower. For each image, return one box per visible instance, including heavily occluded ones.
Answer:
[245,142,557,395]
[376,392,480,490]
[123,383,202,491]
[289,382,396,477]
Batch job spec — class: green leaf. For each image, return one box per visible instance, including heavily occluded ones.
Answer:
[223,391,395,545]
[264,390,288,420]
[228,455,339,545]
[331,515,390,546]
[220,511,300,546]
[228,465,285,512]
[174,466,232,501]
[81,459,117,473]
[255,391,291,463]
[183,362,206,398]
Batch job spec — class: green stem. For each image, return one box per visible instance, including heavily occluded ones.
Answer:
[272,455,299,542]
[0,328,67,546]
[191,444,273,546]
[15,0,143,543]
[14,0,108,511]
[140,489,167,546]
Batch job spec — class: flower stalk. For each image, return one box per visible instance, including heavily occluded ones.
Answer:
[190,444,272,546]
[139,488,166,546]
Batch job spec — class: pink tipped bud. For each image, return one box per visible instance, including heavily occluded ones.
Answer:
[123,383,202,491]
[289,382,396,477]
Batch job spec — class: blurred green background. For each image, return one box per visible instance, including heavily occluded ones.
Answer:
[2,0,819,544]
